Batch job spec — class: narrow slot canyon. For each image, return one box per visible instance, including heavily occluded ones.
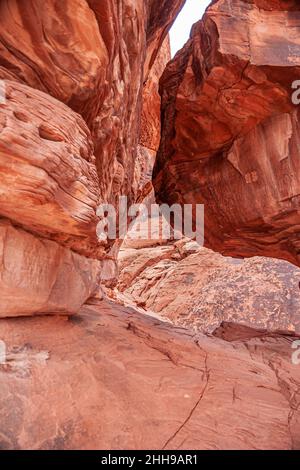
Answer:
[0,0,300,451]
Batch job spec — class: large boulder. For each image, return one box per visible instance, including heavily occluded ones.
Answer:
[0,221,101,317]
[118,239,300,334]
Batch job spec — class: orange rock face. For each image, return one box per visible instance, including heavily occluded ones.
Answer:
[141,37,171,153]
[0,0,108,123]
[135,37,171,203]
[0,0,184,315]
[0,221,101,318]
[154,0,300,265]
[1,0,300,451]
[118,237,300,334]
[0,80,101,258]
[0,300,299,450]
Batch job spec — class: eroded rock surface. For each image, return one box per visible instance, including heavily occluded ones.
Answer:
[154,0,300,266]
[135,36,171,203]
[0,0,184,315]
[0,300,299,449]
[141,37,171,153]
[0,80,101,258]
[0,0,184,209]
[118,236,300,334]
[1,0,300,450]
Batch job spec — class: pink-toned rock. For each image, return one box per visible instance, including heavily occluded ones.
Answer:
[0,1,185,315]
[0,80,101,259]
[133,148,157,205]
[118,239,300,334]
[0,300,299,449]
[0,220,101,317]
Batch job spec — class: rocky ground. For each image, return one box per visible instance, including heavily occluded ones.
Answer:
[116,217,300,335]
[0,299,299,450]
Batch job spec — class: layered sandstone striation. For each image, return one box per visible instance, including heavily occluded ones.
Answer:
[0,300,299,450]
[0,0,184,316]
[0,0,184,209]
[1,0,300,451]
[141,37,171,154]
[0,80,100,258]
[154,0,300,266]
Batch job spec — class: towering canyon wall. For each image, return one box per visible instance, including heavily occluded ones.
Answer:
[0,0,184,316]
[135,37,171,205]
[154,0,300,266]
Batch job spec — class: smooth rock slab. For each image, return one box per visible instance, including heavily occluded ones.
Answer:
[0,300,299,449]
[0,220,101,317]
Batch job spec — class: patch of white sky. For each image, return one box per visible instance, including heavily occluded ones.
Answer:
[169,0,211,57]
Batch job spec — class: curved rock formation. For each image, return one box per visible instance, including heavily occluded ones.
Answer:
[154,0,300,265]
[134,37,171,205]
[0,0,184,315]
[1,0,300,452]
[141,37,171,153]
[0,80,100,258]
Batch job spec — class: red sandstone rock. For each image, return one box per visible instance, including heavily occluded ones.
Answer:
[144,0,185,76]
[85,0,184,211]
[141,37,171,153]
[135,37,171,202]
[0,0,300,450]
[0,0,184,315]
[118,238,300,334]
[0,0,183,220]
[0,220,101,317]
[0,0,108,124]
[0,300,299,450]
[0,80,102,258]
[154,0,300,265]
